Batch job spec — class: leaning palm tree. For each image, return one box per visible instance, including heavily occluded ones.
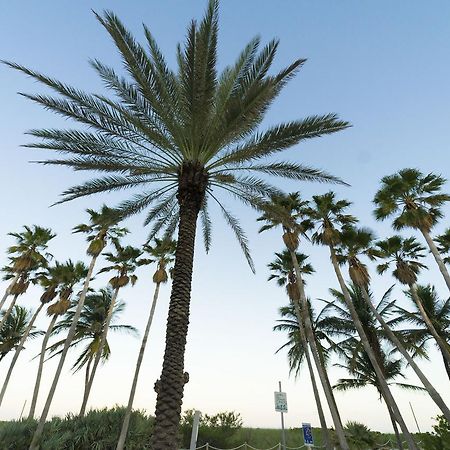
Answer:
[436,228,450,264]
[27,260,89,419]
[397,285,450,380]
[269,249,333,450]
[306,193,418,450]
[259,192,349,450]
[375,235,450,366]
[5,2,350,447]
[335,226,450,420]
[27,206,125,448]
[373,168,450,292]
[117,237,176,450]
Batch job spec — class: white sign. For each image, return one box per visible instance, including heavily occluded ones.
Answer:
[274,391,288,412]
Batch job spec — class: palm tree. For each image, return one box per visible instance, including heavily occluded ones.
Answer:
[375,235,450,366]
[335,227,450,420]
[269,249,333,450]
[28,206,125,448]
[27,260,89,419]
[0,306,40,361]
[5,3,350,447]
[436,228,450,264]
[259,192,349,450]
[397,285,450,380]
[306,192,419,450]
[373,168,450,292]
[117,237,176,450]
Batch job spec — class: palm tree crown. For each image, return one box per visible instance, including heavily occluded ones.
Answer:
[436,229,450,264]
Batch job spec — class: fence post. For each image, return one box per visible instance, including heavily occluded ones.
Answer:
[205,444,209,450]
[244,442,248,450]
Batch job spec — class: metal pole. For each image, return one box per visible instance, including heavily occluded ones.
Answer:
[409,402,421,434]
[279,381,287,450]
[189,410,201,450]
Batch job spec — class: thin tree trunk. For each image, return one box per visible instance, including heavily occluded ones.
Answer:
[83,357,93,406]
[0,302,45,407]
[0,273,20,311]
[28,314,58,420]
[0,295,20,330]
[329,246,418,450]
[117,282,161,450]
[29,254,98,450]
[79,286,120,416]
[409,283,450,365]
[442,353,450,381]
[360,287,450,421]
[150,194,200,450]
[386,402,404,450]
[289,250,350,450]
[421,229,450,293]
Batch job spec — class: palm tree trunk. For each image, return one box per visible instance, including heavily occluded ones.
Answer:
[29,254,98,450]
[328,246,418,450]
[79,286,120,416]
[0,273,20,311]
[360,286,450,421]
[83,357,93,406]
[0,302,45,407]
[0,295,20,330]
[289,250,350,450]
[421,229,450,293]
[409,283,450,365]
[150,193,201,450]
[386,402,404,450]
[442,353,450,381]
[28,314,58,420]
[117,282,161,450]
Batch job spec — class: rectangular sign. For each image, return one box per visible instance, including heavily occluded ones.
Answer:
[302,422,314,446]
[274,391,288,412]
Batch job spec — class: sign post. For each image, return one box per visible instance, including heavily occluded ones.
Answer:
[189,410,201,450]
[274,381,287,450]
[302,422,314,448]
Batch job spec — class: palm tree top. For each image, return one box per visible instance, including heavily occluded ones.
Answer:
[3,0,349,269]
[267,249,314,286]
[436,228,450,264]
[373,168,450,231]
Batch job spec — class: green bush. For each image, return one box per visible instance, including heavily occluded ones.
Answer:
[422,416,450,450]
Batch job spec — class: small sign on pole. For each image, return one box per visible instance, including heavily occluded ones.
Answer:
[302,422,314,447]
[274,391,288,413]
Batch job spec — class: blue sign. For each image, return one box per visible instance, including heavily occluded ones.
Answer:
[302,422,314,446]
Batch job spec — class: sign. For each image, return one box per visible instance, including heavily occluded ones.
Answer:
[274,391,288,412]
[302,422,314,446]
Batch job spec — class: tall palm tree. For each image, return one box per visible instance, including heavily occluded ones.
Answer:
[28,206,125,449]
[79,241,146,416]
[306,192,419,450]
[397,285,450,380]
[259,192,349,450]
[5,2,350,447]
[268,249,333,450]
[117,237,176,450]
[27,260,89,419]
[375,235,450,366]
[335,227,450,420]
[373,168,450,292]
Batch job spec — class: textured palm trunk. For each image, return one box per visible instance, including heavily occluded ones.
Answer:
[29,254,98,450]
[150,192,201,450]
[421,229,450,293]
[360,287,450,421]
[0,294,20,330]
[117,282,161,450]
[28,314,58,420]
[0,273,20,311]
[386,402,404,450]
[409,283,450,365]
[0,302,45,407]
[79,286,120,416]
[329,246,418,450]
[289,250,349,450]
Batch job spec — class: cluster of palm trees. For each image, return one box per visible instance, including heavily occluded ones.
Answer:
[265,168,450,450]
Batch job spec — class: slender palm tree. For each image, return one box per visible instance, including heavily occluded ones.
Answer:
[28,206,125,448]
[335,227,450,420]
[306,192,419,450]
[117,237,176,450]
[373,168,450,292]
[27,260,89,419]
[80,240,146,416]
[5,2,350,447]
[269,249,333,450]
[397,284,450,380]
[375,235,450,366]
[259,192,349,450]
[436,228,450,264]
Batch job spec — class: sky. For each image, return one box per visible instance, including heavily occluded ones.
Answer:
[1,0,450,435]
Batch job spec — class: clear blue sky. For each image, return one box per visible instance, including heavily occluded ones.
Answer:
[1,0,449,433]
